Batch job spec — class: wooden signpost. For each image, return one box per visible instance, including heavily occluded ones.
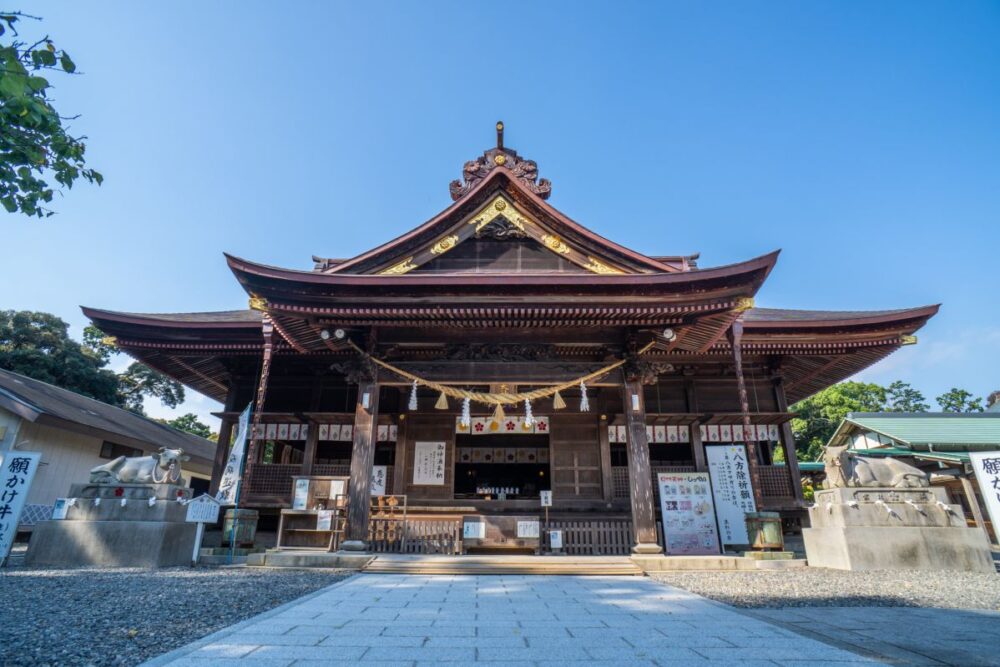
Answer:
[185,494,222,566]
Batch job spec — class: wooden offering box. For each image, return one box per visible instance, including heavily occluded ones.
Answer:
[277,476,350,550]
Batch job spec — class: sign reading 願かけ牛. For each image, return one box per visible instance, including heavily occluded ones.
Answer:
[0,451,41,562]
[706,445,757,545]
[657,471,721,555]
[970,451,1000,538]
[412,442,446,485]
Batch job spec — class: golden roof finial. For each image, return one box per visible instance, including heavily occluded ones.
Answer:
[496,121,504,150]
[248,295,268,311]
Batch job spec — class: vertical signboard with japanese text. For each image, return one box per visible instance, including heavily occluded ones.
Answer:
[969,451,1000,539]
[706,444,757,545]
[413,442,446,485]
[216,404,251,505]
[0,451,41,562]
[657,471,721,555]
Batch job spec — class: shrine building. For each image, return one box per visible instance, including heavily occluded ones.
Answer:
[84,124,937,555]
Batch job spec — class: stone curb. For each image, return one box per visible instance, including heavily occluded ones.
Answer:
[139,573,359,666]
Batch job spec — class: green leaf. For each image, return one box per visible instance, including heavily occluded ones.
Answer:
[59,53,75,73]
[37,50,56,67]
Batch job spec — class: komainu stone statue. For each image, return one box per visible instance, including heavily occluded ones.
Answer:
[822,444,928,489]
[89,447,190,485]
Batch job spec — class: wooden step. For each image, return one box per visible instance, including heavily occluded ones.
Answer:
[361,555,643,576]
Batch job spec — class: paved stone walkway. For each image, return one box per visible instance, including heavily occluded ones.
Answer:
[748,606,1000,666]
[146,574,872,666]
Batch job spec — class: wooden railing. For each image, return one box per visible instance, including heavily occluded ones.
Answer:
[548,518,634,555]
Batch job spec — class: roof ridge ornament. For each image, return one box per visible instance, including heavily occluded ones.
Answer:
[449,121,552,201]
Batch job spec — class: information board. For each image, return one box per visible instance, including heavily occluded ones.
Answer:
[292,478,310,509]
[413,441,446,485]
[517,520,540,538]
[706,444,757,545]
[185,494,222,524]
[463,519,486,539]
[656,471,721,555]
[0,451,41,562]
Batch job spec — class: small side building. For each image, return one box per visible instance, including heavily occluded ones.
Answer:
[826,411,1000,546]
[0,368,216,532]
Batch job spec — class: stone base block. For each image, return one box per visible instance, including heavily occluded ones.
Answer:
[741,550,795,560]
[25,520,197,568]
[803,525,994,573]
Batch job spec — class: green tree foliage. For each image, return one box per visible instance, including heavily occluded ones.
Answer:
[790,381,887,462]
[158,413,216,441]
[117,362,184,413]
[935,387,984,413]
[0,310,184,414]
[0,309,118,403]
[1,12,102,217]
[884,380,929,412]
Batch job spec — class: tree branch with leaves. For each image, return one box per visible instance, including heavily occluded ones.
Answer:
[1,11,102,217]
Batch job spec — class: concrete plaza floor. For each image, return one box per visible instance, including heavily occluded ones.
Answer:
[145,573,877,666]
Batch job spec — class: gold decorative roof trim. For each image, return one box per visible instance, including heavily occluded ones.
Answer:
[469,195,530,233]
[541,234,570,255]
[430,235,459,255]
[734,297,755,312]
[900,334,918,345]
[584,257,624,275]
[249,295,268,311]
[379,256,417,276]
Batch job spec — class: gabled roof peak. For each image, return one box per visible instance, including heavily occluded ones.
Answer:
[449,121,552,201]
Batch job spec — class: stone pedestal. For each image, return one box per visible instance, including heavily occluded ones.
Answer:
[25,483,198,568]
[803,487,994,573]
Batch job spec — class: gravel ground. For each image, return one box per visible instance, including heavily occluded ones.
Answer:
[0,566,351,667]
[650,568,1000,610]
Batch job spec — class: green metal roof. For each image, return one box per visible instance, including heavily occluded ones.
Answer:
[850,446,970,464]
[832,412,1000,450]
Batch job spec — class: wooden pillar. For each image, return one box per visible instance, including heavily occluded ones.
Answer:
[727,320,764,509]
[773,376,805,502]
[301,421,319,477]
[392,414,408,495]
[622,371,662,554]
[243,316,275,479]
[342,378,379,550]
[685,379,706,472]
[960,474,994,545]
[598,413,613,503]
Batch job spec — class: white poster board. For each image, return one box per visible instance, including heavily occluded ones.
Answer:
[657,471,721,555]
[371,465,387,496]
[216,404,251,505]
[317,510,334,531]
[463,519,486,539]
[970,451,1000,540]
[540,490,552,507]
[292,478,310,510]
[51,498,70,520]
[413,441,446,485]
[517,520,540,538]
[549,530,563,549]
[706,444,757,545]
[0,451,41,562]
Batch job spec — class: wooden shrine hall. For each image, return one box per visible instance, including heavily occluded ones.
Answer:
[84,123,937,555]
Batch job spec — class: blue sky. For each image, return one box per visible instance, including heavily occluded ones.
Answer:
[4,1,999,424]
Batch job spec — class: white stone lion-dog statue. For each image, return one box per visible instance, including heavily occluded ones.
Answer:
[822,444,929,489]
[89,447,190,485]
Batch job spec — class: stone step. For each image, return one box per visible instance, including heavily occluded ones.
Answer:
[631,554,809,572]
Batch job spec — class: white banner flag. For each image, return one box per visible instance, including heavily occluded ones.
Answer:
[216,404,251,506]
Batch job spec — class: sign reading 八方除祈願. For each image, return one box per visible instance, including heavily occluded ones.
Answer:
[371,465,387,496]
[706,445,757,545]
[413,442,446,485]
[657,471,721,555]
[0,452,42,562]
[216,404,252,505]
[970,451,1000,536]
